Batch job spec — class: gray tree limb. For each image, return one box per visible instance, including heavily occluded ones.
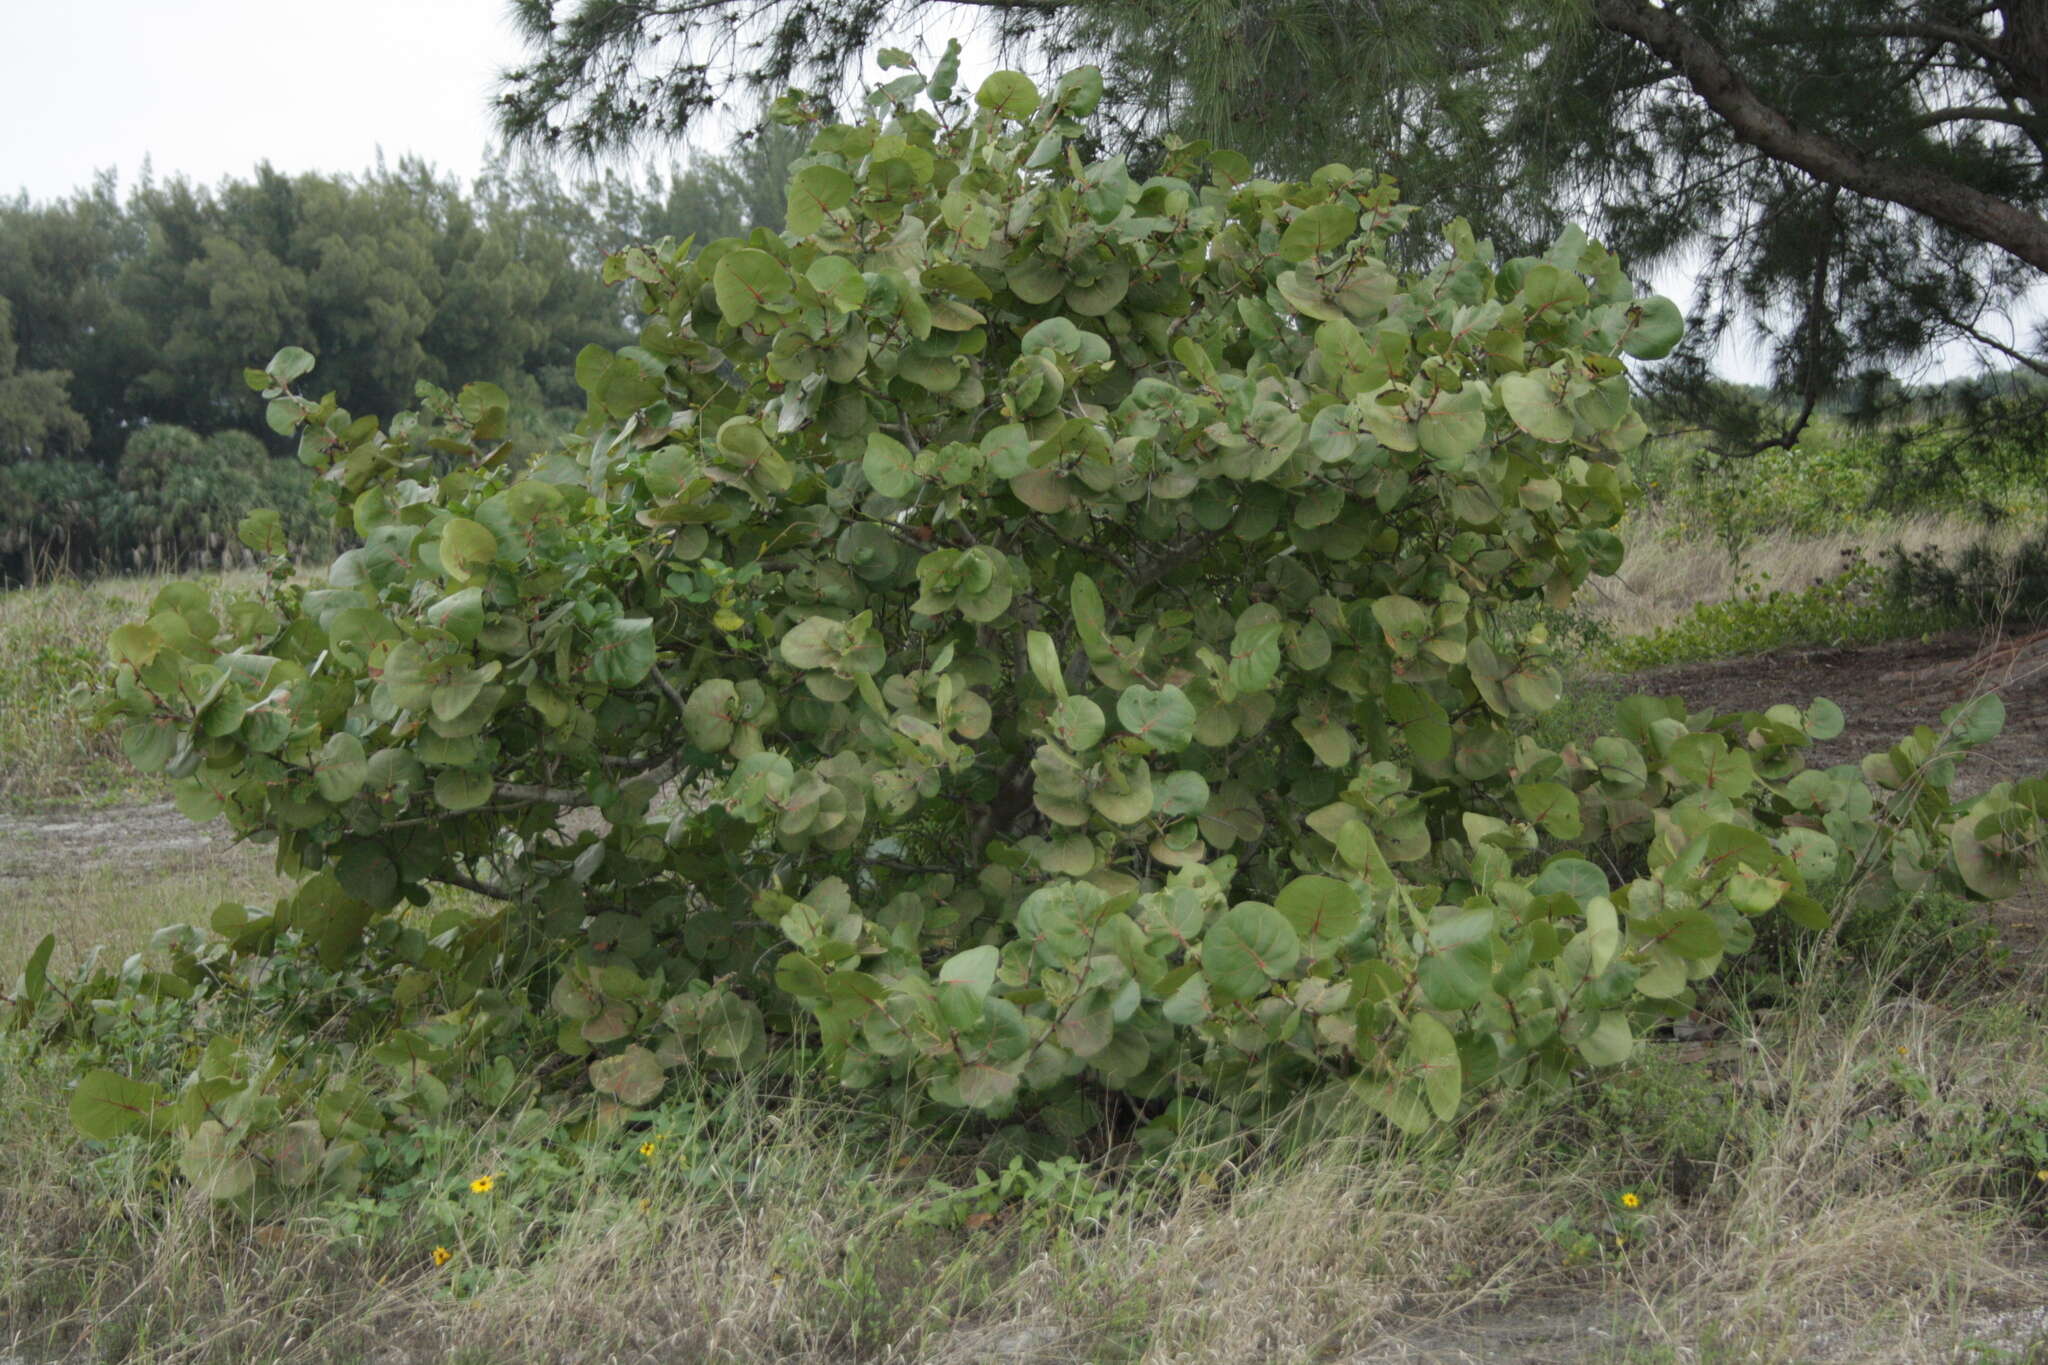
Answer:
[1591,0,2048,276]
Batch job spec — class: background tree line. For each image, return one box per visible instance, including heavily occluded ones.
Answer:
[0,136,798,584]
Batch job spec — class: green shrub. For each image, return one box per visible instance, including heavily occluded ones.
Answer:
[1,425,335,584]
[1627,423,2047,565]
[1635,431,1889,559]
[0,458,116,584]
[107,426,333,573]
[1885,525,2048,631]
[29,51,2048,1201]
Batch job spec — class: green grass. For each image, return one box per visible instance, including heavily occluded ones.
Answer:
[0,576,181,810]
[0,846,288,982]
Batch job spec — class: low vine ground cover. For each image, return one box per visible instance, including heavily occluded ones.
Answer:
[3,555,2047,1362]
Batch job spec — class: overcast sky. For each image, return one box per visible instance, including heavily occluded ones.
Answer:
[0,0,986,202]
[1,0,527,200]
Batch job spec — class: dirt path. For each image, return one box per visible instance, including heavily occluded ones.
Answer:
[0,801,237,882]
[1337,1298,2048,1363]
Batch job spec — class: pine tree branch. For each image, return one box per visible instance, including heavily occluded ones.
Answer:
[1592,0,2048,276]
[1928,306,2048,380]
[1843,20,2005,68]
[1896,105,2044,134]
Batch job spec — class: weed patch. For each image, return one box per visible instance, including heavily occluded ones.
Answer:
[1601,558,1957,670]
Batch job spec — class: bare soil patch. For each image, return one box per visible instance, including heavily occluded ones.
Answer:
[0,801,235,883]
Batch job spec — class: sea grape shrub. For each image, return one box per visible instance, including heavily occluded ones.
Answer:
[77,50,2048,1150]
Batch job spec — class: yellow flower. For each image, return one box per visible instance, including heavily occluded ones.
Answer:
[431,1246,453,1268]
[469,1175,496,1195]
[640,1141,657,1158]
[1621,1191,1641,1209]
[2037,1169,2047,1183]
[1897,1046,1909,1057]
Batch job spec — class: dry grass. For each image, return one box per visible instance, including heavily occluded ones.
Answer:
[0,838,287,978]
[1581,511,2015,640]
[3,910,2043,1363]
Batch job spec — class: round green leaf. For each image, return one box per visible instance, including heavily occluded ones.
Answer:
[975,71,1041,120]
[1117,684,1196,751]
[439,517,498,581]
[712,248,792,325]
[786,164,855,236]
[426,587,485,643]
[1154,770,1211,819]
[590,1045,666,1107]
[434,767,496,812]
[1621,295,1683,360]
[1089,750,1155,825]
[1405,1013,1462,1121]
[1274,874,1363,948]
[1051,695,1105,751]
[1054,65,1103,114]
[1804,697,1846,741]
[1201,903,1300,999]
[70,1069,164,1141]
[1279,202,1359,262]
[313,731,367,804]
[1499,371,1574,443]
[863,431,918,499]
[267,345,316,383]
[1942,693,2006,747]
[1531,857,1607,902]
[1371,596,1431,657]
[590,618,656,688]
[685,679,739,751]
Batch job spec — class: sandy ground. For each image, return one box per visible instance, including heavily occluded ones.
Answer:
[0,800,234,882]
